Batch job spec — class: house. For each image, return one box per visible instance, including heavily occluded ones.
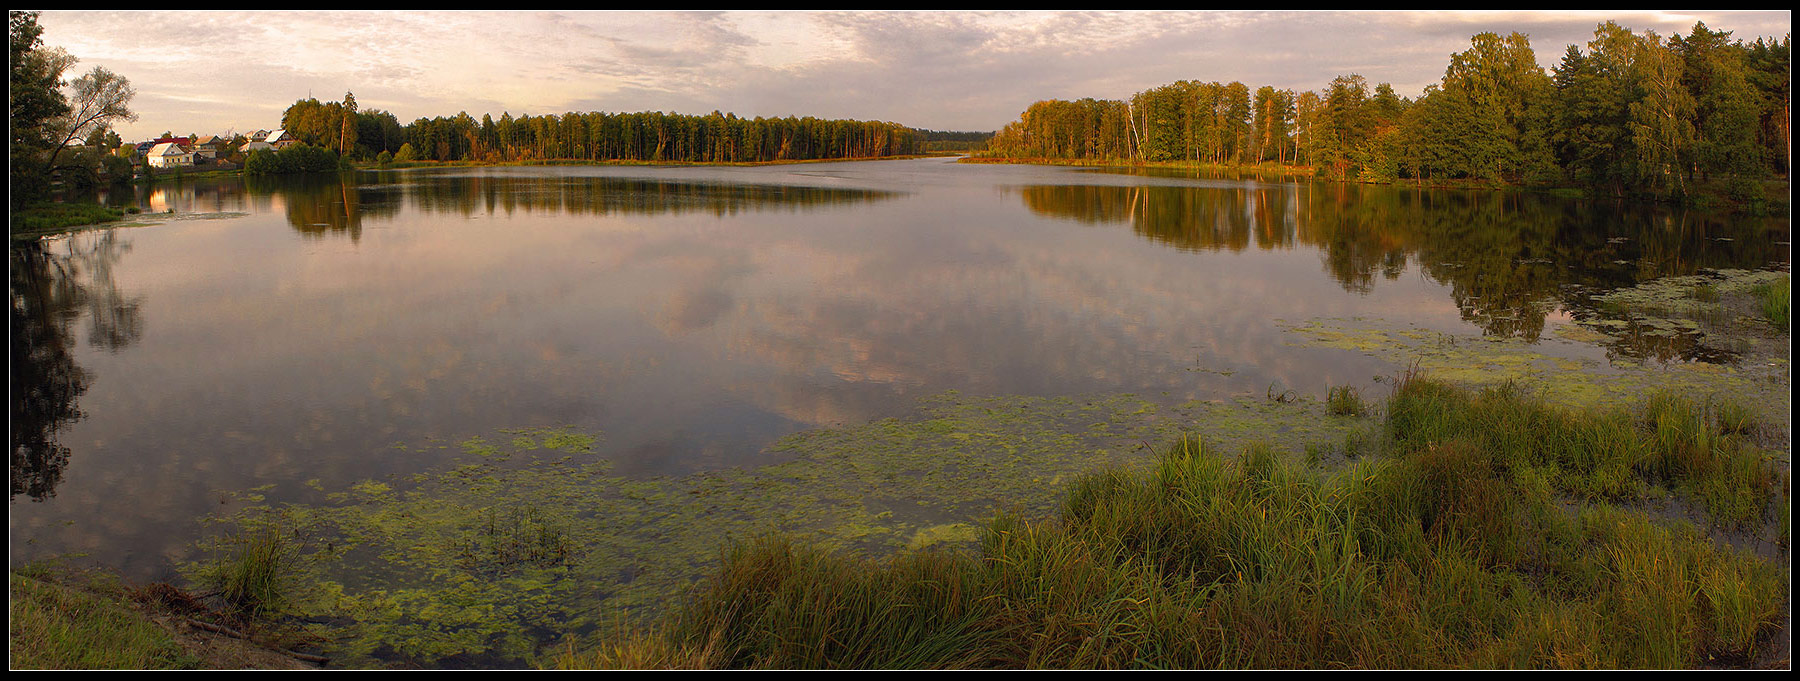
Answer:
[146,142,195,168]
[193,135,227,160]
[266,129,298,150]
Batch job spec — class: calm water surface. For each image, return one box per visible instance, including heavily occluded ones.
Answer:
[9,158,1789,578]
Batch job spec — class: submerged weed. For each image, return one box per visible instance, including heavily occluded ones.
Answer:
[455,506,579,576]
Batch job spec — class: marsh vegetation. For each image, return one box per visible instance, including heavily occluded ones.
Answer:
[568,375,1788,669]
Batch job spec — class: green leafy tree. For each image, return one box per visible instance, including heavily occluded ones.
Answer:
[339,91,358,156]
[1629,31,1698,197]
[9,10,73,209]
[43,65,137,181]
[1406,32,1555,183]
[1551,23,1642,194]
[1673,22,1763,181]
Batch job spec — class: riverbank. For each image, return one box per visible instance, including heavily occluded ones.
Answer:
[566,374,1790,669]
[9,563,321,669]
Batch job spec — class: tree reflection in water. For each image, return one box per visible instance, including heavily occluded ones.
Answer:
[9,232,142,500]
[1015,181,1787,347]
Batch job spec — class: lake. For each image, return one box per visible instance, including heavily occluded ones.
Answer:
[8,158,1790,661]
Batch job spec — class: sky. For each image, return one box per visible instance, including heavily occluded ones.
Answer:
[32,10,1793,142]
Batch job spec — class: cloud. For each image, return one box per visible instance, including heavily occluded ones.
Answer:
[33,10,1793,140]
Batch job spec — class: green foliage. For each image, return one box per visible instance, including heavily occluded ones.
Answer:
[376,107,921,164]
[9,10,71,211]
[242,143,342,175]
[982,20,1785,202]
[9,202,125,238]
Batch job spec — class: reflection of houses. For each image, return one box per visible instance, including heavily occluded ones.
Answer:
[146,142,194,168]
[145,180,248,213]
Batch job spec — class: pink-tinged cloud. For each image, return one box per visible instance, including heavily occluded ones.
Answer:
[34,10,1793,142]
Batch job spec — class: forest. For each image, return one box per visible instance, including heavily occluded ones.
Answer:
[982,22,1789,200]
[276,95,923,166]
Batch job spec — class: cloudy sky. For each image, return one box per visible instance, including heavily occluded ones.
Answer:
[34,10,1792,141]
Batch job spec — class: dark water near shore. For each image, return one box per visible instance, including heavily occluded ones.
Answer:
[9,158,1789,579]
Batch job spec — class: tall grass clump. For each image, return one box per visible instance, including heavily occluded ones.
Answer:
[1750,276,1788,329]
[1636,391,1782,526]
[1327,385,1369,416]
[572,400,1786,668]
[199,527,298,617]
[558,537,997,669]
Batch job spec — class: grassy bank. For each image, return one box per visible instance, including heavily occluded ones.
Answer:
[9,202,130,240]
[9,567,197,669]
[8,563,321,670]
[565,375,1788,669]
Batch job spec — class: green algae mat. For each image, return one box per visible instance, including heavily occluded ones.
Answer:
[195,392,1373,666]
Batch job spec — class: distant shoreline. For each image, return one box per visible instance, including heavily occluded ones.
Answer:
[959,156,1791,212]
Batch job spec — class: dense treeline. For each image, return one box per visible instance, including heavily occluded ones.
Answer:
[242,143,345,175]
[985,22,1789,200]
[915,129,994,153]
[280,95,922,165]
